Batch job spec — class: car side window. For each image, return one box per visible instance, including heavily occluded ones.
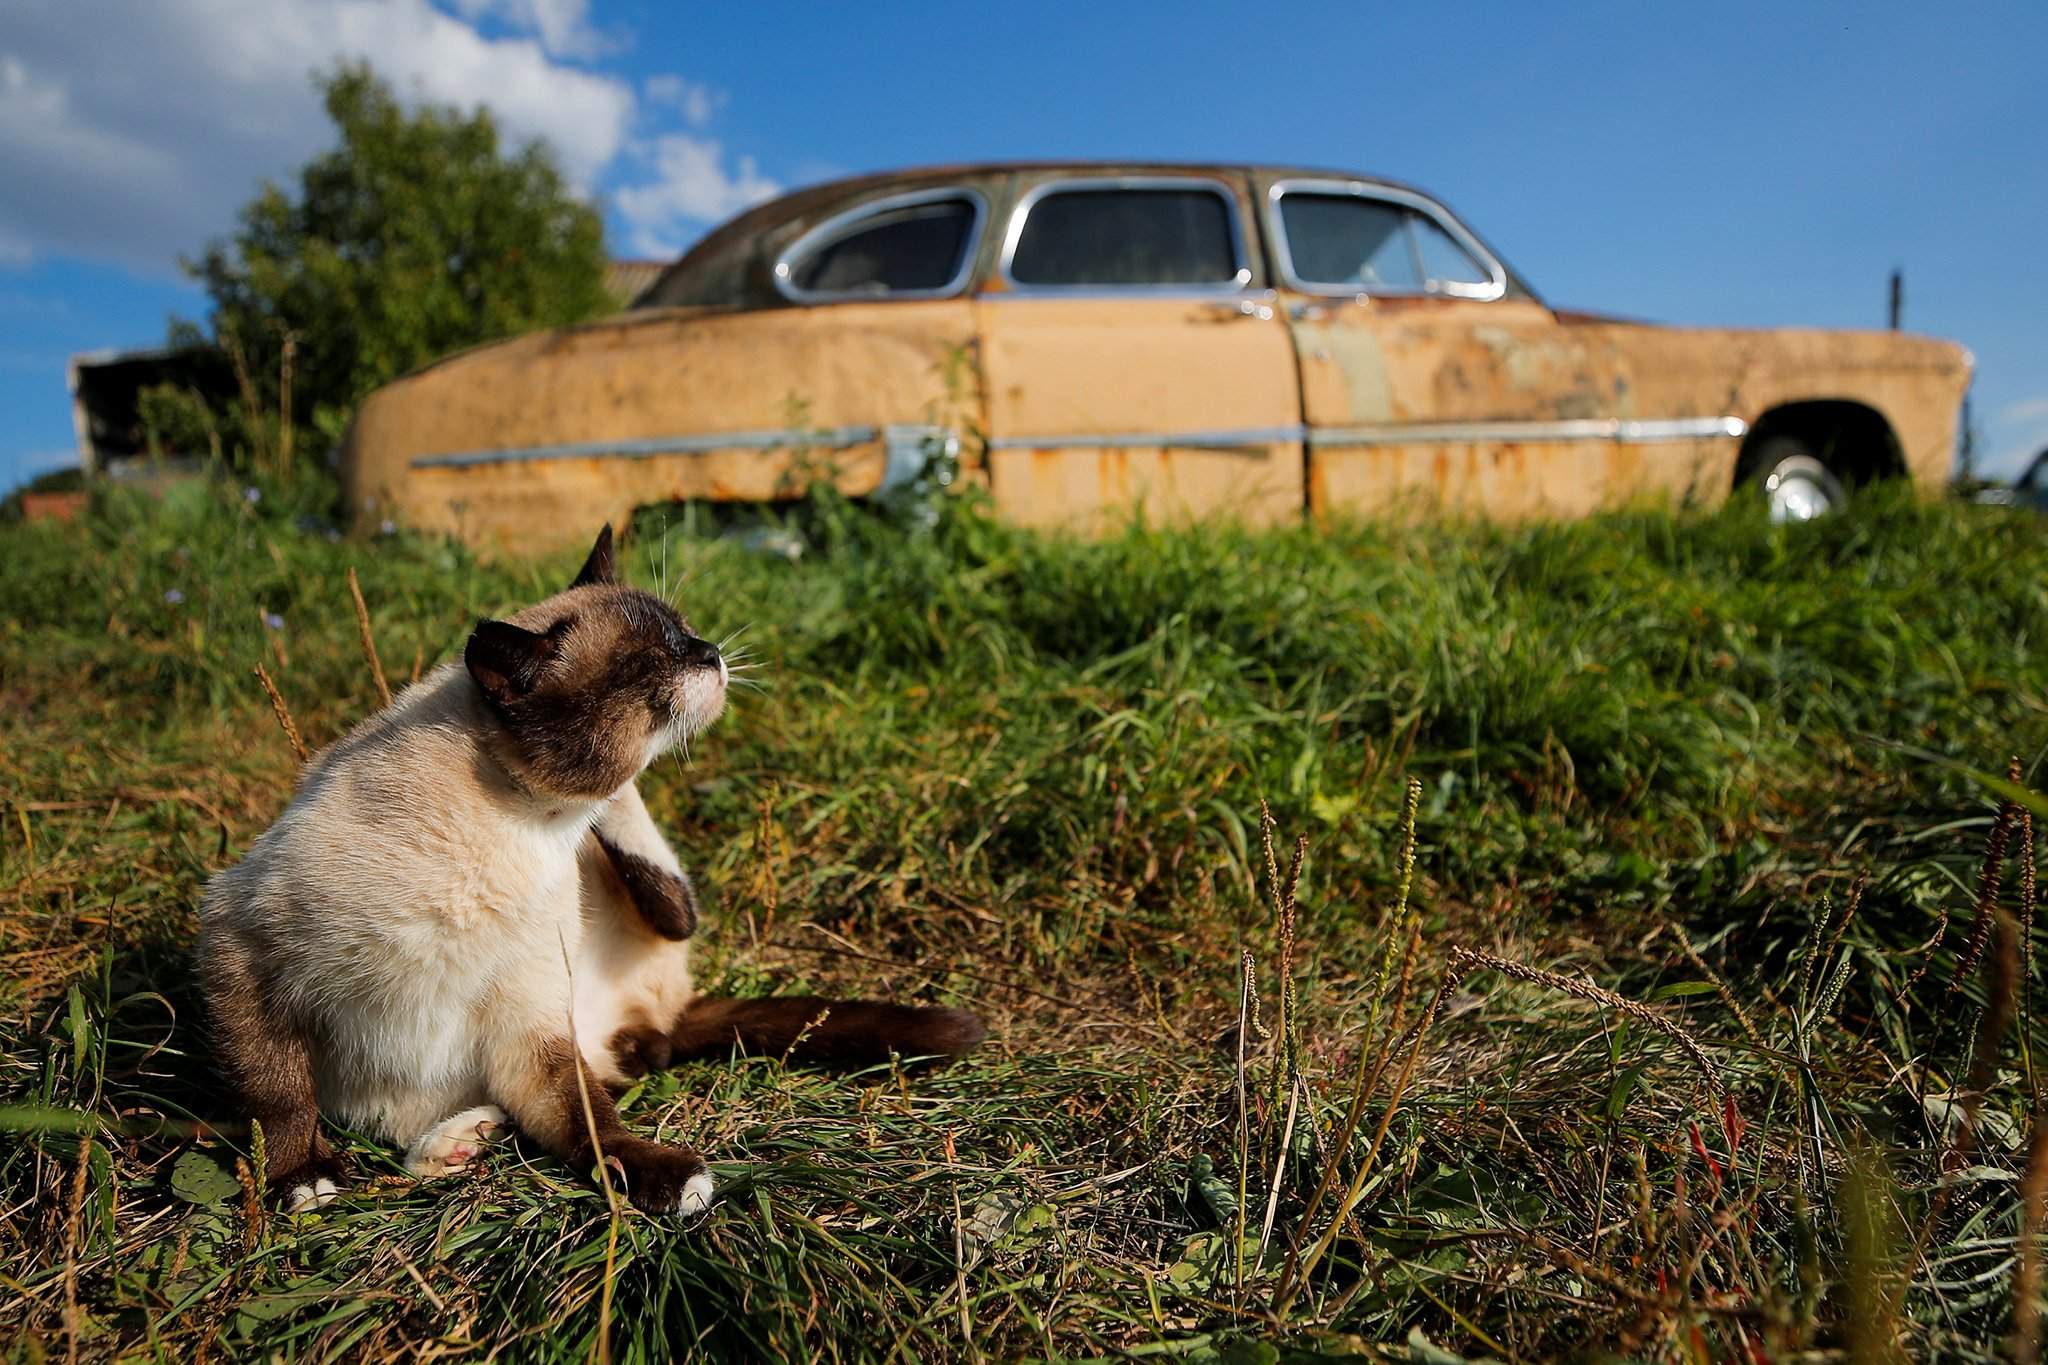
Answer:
[779,193,981,299]
[1007,185,1245,288]
[1412,216,1490,287]
[1276,191,1495,295]
[1278,195,1421,292]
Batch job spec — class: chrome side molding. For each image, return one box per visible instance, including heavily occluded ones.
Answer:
[1308,416,1748,446]
[410,414,1747,474]
[410,426,884,470]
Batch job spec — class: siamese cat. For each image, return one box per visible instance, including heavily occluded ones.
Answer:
[196,526,982,1214]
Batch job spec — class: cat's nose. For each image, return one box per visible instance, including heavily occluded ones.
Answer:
[681,637,721,671]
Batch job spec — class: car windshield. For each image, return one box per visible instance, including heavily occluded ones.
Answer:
[1007,185,1242,288]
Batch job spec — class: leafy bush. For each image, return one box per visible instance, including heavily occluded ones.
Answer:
[172,64,613,482]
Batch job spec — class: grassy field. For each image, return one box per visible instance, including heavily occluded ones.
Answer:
[3,477,2046,1362]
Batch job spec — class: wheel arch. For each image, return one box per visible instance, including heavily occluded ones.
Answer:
[1734,400,1906,489]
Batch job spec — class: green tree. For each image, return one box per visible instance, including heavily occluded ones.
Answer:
[176,63,613,478]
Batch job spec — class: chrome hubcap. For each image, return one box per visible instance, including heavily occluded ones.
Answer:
[1765,467,1836,523]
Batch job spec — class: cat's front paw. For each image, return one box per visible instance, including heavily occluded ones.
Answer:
[272,1155,346,1211]
[614,1138,714,1216]
[283,1175,340,1212]
[405,1104,509,1177]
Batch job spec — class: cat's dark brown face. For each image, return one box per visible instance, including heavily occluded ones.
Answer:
[464,526,726,799]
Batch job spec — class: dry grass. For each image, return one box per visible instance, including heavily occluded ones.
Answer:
[2,479,2046,1360]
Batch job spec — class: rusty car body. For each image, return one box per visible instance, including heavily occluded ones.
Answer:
[339,161,1972,553]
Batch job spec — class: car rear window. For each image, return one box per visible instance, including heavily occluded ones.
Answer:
[781,194,980,298]
[1007,185,1244,288]
[1276,191,1492,294]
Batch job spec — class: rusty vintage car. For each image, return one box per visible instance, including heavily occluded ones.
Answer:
[340,161,1972,552]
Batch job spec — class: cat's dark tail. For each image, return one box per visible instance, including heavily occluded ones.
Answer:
[667,996,985,1069]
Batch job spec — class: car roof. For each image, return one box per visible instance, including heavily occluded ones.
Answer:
[673,159,1440,270]
[640,159,1536,310]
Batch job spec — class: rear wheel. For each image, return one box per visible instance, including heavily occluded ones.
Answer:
[1747,435,1846,523]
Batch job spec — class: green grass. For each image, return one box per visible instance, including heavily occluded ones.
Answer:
[2,478,2046,1361]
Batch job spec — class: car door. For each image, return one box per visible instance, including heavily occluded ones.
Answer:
[972,173,1304,530]
[1260,177,1726,521]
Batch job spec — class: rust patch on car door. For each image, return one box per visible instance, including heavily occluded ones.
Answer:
[1288,296,1732,519]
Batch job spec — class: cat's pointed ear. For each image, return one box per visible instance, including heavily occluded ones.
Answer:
[465,618,569,705]
[570,524,617,589]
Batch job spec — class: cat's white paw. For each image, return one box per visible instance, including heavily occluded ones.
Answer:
[285,1176,338,1212]
[405,1104,509,1177]
[674,1170,715,1217]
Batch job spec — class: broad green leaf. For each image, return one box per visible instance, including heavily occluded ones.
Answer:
[170,1149,242,1207]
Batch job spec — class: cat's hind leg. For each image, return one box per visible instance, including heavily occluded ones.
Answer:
[404,1104,509,1177]
[199,929,341,1209]
[487,996,714,1217]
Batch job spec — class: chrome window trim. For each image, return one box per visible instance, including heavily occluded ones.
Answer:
[772,188,988,304]
[983,286,1275,306]
[1266,178,1508,302]
[996,175,1254,296]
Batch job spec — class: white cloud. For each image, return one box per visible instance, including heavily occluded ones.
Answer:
[612,133,781,258]
[446,0,612,59]
[644,74,722,129]
[0,0,636,272]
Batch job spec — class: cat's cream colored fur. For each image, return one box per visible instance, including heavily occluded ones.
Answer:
[197,526,983,1216]
[202,671,706,1142]
[198,528,724,1214]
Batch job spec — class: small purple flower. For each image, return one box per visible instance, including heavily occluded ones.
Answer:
[164,588,185,606]
[379,518,397,536]
[243,486,262,505]
[263,611,285,631]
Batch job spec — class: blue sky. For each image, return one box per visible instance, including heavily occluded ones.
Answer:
[4,0,2043,493]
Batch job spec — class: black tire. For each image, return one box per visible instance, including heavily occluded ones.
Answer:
[1745,434,1846,524]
